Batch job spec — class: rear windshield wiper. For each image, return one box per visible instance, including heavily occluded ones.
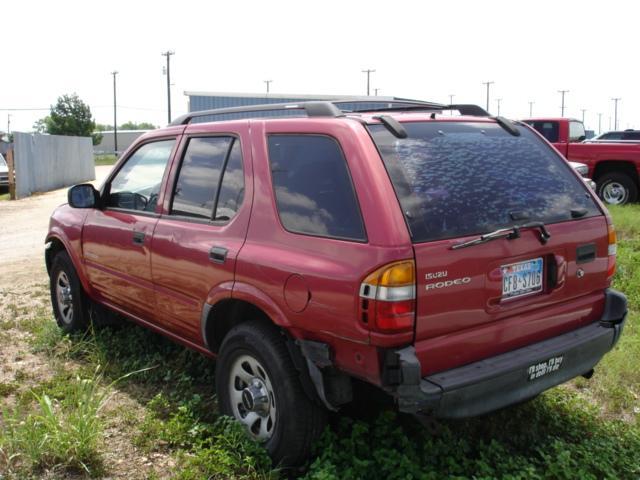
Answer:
[451,221,550,250]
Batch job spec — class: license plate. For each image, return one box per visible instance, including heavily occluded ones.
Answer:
[501,258,543,299]
[527,355,564,381]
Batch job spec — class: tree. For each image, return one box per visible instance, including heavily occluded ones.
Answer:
[44,93,102,145]
[119,121,157,130]
[32,117,49,134]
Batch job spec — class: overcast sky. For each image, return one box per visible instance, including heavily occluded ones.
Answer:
[3,0,638,133]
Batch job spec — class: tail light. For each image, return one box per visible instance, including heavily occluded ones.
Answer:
[359,260,416,333]
[607,223,617,280]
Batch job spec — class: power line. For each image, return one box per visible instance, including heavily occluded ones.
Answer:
[597,113,603,134]
[558,90,569,117]
[0,107,49,111]
[482,81,494,112]
[111,71,119,155]
[362,69,375,96]
[161,50,175,123]
[612,98,621,130]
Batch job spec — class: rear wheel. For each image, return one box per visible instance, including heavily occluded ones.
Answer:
[596,172,638,205]
[215,321,326,467]
[50,251,89,332]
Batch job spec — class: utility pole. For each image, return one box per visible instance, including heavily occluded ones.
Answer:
[6,114,10,137]
[161,50,175,123]
[374,88,380,96]
[581,109,586,123]
[598,113,602,134]
[264,80,273,95]
[496,98,502,116]
[111,71,118,155]
[528,101,534,117]
[482,81,494,112]
[612,97,621,130]
[362,69,375,96]
[558,90,569,117]
[449,94,455,115]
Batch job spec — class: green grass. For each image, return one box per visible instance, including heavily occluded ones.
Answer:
[2,205,639,478]
[0,191,9,201]
[94,154,118,166]
[0,370,108,476]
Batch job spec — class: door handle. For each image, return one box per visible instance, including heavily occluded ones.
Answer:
[132,231,145,246]
[209,246,228,264]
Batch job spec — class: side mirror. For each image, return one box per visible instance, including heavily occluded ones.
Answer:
[68,184,99,209]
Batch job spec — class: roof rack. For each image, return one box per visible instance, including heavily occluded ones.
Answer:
[169,99,489,126]
[169,101,344,126]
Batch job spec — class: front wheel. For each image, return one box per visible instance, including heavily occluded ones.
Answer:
[215,321,326,467]
[596,172,638,205]
[49,251,89,332]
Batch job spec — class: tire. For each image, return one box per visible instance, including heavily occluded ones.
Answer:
[596,172,638,205]
[49,251,90,333]
[216,321,326,467]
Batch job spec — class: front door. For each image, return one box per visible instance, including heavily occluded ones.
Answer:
[82,138,178,319]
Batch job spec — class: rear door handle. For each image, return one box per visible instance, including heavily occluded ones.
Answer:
[209,246,228,264]
[132,231,145,245]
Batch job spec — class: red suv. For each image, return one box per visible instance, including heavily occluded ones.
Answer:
[46,100,627,466]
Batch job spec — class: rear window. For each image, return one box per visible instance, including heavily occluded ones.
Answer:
[524,121,559,143]
[368,122,601,243]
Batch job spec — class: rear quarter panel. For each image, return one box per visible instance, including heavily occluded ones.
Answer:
[234,118,414,384]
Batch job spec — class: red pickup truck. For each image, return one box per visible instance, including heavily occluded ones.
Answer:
[523,118,640,205]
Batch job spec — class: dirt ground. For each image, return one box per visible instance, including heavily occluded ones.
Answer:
[0,166,112,290]
[0,166,178,479]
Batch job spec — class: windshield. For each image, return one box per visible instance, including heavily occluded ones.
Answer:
[368,121,601,243]
[0,154,6,167]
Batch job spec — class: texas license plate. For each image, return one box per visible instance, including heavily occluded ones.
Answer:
[501,258,543,299]
[527,355,564,381]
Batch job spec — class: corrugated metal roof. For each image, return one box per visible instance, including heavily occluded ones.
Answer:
[184,91,396,101]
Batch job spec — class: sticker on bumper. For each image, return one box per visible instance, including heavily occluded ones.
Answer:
[527,355,564,381]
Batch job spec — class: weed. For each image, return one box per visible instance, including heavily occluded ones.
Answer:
[0,370,109,476]
[0,382,18,397]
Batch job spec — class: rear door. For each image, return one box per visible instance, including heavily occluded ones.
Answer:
[150,123,252,342]
[369,121,609,375]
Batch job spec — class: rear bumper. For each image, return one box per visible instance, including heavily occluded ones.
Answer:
[392,289,627,418]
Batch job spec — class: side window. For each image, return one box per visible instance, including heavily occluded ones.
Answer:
[215,140,245,221]
[171,137,232,219]
[623,131,640,140]
[603,132,623,140]
[107,139,175,212]
[267,135,366,241]
[569,121,586,142]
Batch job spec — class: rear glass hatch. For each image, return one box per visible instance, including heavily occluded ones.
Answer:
[368,120,609,372]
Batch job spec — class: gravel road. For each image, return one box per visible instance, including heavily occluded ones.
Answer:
[0,165,113,289]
